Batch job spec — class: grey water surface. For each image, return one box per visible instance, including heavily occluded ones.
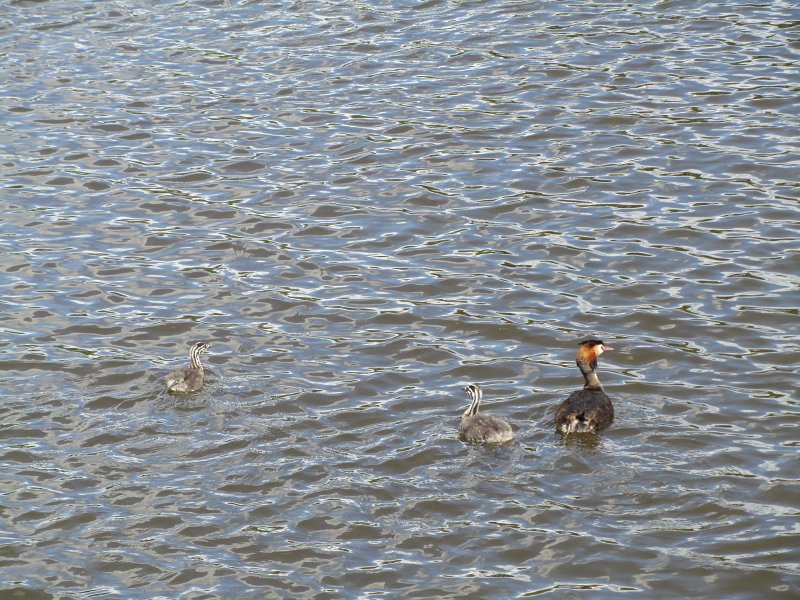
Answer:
[1,1,799,598]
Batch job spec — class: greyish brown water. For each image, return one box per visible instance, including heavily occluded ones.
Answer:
[1,1,798,598]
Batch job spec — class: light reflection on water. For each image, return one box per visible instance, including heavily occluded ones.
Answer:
[1,0,799,598]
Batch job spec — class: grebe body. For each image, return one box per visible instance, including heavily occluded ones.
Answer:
[460,384,514,444]
[166,341,211,394]
[555,339,614,434]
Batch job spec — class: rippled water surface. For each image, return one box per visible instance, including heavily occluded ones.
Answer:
[2,1,799,598]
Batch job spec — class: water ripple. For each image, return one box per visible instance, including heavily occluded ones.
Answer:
[2,0,799,598]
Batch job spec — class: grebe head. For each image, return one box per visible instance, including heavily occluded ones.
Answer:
[576,339,611,383]
[578,338,611,359]
[462,383,482,417]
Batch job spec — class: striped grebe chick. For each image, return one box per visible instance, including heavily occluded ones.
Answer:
[165,341,211,394]
[459,383,514,444]
[555,339,614,434]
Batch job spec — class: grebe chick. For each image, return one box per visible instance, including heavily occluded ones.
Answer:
[555,339,614,434]
[165,341,211,394]
[459,383,514,444]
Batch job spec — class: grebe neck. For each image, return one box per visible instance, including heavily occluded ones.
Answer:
[190,345,205,371]
[463,384,482,417]
[577,358,603,390]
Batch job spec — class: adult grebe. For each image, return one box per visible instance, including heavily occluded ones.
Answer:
[555,339,614,434]
[165,341,211,394]
[460,383,514,444]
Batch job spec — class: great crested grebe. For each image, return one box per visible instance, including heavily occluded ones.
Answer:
[555,339,614,434]
[460,383,514,444]
[165,341,211,394]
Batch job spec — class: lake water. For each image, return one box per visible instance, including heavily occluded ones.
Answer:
[1,1,798,598]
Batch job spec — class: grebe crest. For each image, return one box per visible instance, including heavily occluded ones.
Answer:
[459,383,514,444]
[166,341,211,394]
